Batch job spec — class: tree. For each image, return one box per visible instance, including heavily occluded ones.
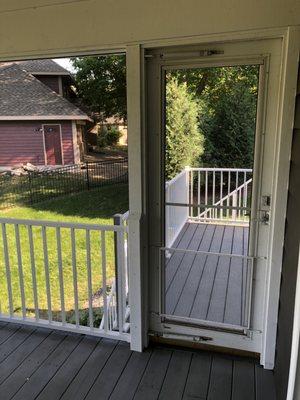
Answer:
[199,66,259,168]
[71,55,127,122]
[170,65,259,168]
[165,77,204,180]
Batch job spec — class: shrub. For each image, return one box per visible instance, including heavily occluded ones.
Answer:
[106,127,122,146]
[97,125,122,148]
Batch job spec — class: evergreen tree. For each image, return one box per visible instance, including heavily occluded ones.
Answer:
[165,77,204,179]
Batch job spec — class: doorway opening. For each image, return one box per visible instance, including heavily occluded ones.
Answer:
[163,64,260,330]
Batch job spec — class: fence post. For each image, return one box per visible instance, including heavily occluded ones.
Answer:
[28,172,34,204]
[86,162,90,190]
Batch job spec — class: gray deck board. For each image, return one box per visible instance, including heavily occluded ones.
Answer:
[109,349,152,400]
[166,224,207,314]
[133,348,172,400]
[36,335,98,400]
[158,350,192,400]
[255,364,277,400]
[183,352,212,400]
[0,328,50,385]
[224,227,244,325]
[60,338,117,400]
[173,225,215,317]
[84,341,132,400]
[206,226,233,322]
[0,325,35,364]
[12,334,82,400]
[0,323,276,400]
[165,222,249,327]
[190,225,227,320]
[165,223,198,290]
[0,323,21,345]
[0,330,65,400]
[207,357,233,400]
[232,360,255,400]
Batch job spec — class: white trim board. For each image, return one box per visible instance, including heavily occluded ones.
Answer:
[0,26,288,61]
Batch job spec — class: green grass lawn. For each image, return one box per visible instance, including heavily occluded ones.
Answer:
[0,184,129,325]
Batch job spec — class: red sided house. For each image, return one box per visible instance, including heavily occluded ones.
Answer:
[0,59,90,167]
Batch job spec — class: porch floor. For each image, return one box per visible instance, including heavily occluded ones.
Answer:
[166,222,249,326]
[0,322,276,400]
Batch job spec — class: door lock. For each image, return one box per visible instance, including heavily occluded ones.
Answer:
[261,210,270,225]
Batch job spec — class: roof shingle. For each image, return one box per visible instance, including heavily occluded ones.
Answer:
[0,63,89,120]
[18,59,70,75]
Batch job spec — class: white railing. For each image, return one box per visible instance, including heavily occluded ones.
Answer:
[198,177,253,223]
[0,217,130,342]
[188,168,252,223]
[165,169,189,247]
[165,168,253,239]
[100,211,130,333]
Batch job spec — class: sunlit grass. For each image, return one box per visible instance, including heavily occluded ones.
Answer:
[0,184,128,323]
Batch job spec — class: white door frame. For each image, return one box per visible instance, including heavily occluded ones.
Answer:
[143,28,300,368]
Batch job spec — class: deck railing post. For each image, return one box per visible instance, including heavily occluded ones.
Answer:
[114,214,126,333]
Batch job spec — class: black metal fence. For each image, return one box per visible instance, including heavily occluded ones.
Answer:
[0,158,128,209]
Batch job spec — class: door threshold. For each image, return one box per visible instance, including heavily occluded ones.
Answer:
[163,316,248,335]
[149,332,260,359]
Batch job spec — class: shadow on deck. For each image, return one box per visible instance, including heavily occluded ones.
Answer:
[0,322,276,400]
[165,222,250,327]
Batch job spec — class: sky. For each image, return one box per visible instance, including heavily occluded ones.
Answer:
[53,58,75,73]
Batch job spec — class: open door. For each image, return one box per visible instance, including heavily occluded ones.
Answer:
[146,38,283,367]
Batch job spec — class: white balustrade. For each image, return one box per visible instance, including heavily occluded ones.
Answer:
[188,168,253,223]
[0,217,130,342]
[165,167,253,244]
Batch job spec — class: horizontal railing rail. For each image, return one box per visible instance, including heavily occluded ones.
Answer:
[0,217,130,341]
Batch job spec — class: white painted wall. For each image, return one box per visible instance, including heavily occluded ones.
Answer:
[0,0,299,59]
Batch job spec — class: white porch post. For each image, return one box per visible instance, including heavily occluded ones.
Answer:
[126,44,146,351]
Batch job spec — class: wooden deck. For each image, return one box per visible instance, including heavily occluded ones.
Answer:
[165,222,249,326]
[0,322,276,400]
